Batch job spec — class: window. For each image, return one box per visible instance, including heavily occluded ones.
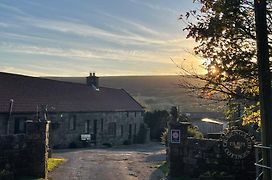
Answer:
[14,117,26,134]
[126,112,129,117]
[134,124,137,135]
[85,120,90,133]
[108,122,116,136]
[134,112,137,117]
[69,115,76,130]
[128,124,132,139]
[120,125,124,137]
[101,118,104,132]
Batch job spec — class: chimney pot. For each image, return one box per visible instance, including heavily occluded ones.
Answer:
[86,73,99,90]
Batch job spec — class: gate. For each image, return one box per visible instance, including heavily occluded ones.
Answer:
[254,144,272,179]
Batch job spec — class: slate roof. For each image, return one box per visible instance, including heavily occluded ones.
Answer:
[0,72,144,113]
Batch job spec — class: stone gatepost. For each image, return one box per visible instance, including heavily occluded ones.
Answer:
[25,120,49,179]
[167,114,190,177]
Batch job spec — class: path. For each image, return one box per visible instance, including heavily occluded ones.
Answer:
[49,142,166,180]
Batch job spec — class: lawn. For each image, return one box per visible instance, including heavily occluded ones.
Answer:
[18,157,66,180]
[48,157,66,172]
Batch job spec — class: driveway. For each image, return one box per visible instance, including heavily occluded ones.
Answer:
[49,142,166,180]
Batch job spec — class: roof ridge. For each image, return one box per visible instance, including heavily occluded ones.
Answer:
[0,72,121,90]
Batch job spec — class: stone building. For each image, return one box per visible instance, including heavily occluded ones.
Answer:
[0,72,145,148]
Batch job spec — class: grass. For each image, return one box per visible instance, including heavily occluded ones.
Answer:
[158,161,194,180]
[159,161,168,175]
[18,157,66,180]
[48,157,66,172]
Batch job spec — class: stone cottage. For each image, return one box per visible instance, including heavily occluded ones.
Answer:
[0,72,145,148]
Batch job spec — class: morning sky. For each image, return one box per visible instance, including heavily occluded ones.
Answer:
[0,0,204,76]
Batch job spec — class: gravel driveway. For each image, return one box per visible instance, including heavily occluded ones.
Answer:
[49,142,166,180]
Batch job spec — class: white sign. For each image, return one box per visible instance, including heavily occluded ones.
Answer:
[171,129,180,143]
[81,134,91,141]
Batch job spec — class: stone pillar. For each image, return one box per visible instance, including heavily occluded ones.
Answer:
[167,121,190,177]
[25,120,49,179]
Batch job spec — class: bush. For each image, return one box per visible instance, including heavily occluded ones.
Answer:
[136,124,148,144]
[160,128,168,145]
[102,143,112,148]
[68,142,77,148]
[188,125,204,139]
[144,110,169,140]
[123,140,131,145]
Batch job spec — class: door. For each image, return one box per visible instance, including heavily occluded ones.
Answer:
[93,120,97,144]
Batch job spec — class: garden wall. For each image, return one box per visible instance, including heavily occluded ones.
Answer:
[0,120,49,179]
[167,121,255,179]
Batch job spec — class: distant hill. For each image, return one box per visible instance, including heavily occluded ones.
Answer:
[45,75,225,112]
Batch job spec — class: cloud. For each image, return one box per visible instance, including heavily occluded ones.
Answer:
[95,10,169,37]
[0,42,175,64]
[16,16,187,48]
[0,2,28,16]
[128,0,179,15]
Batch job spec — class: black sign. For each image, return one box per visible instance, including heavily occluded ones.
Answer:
[171,129,180,143]
[222,130,254,159]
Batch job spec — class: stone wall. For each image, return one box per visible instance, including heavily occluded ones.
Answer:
[167,121,255,179]
[50,111,144,148]
[0,110,144,149]
[0,120,49,179]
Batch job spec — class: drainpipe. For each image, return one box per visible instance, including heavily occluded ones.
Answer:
[7,99,14,135]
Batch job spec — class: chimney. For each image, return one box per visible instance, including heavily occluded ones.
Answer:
[86,73,99,90]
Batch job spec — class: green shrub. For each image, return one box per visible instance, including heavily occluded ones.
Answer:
[102,143,112,147]
[123,140,131,145]
[144,110,169,140]
[188,125,203,139]
[160,128,168,145]
[136,123,148,144]
[68,142,77,148]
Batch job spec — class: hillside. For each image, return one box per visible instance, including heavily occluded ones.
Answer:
[45,75,225,112]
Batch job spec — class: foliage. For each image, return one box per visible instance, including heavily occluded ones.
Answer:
[68,142,77,148]
[161,125,203,145]
[123,140,131,145]
[160,128,168,145]
[48,157,66,172]
[144,110,169,140]
[159,161,168,176]
[199,171,234,179]
[188,125,204,139]
[180,0,272,126]
[135,123,148,144]
[102,143,112,147]
[242,102,261,127]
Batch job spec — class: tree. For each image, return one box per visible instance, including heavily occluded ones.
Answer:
[144,110,169,140]
[179,0,272,126]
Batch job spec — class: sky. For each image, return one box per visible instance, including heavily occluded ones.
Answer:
[0,0,204,76]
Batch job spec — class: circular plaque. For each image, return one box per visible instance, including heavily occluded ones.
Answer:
[221,130,254,159]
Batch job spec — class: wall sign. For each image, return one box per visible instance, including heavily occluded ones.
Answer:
[171,129,180,143]
[222,130,254,159]
[81,134,91,141]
